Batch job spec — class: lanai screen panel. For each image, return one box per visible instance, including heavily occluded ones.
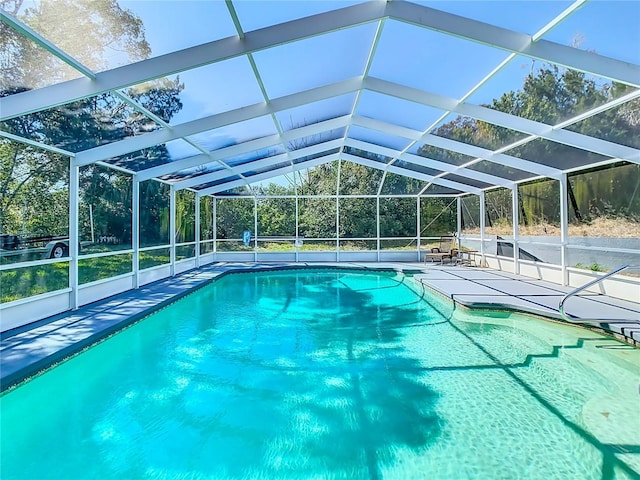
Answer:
[1,0,639,202]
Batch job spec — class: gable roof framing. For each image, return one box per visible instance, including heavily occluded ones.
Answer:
[1,0,638,197]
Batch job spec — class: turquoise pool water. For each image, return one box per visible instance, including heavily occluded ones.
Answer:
[1,269,639,479]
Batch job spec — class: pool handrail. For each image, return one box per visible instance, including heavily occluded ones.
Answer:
[558,264,639,324]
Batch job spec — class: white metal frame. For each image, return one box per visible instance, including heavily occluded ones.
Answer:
[1,0,639,322]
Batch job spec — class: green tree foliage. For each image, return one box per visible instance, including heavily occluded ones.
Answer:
[419,65,639,228]
[297,162,339,196]
[79,164,132,245]
[139,180,169,247]
[176,190,196,243]
[0,141,69,235]
[568,162,640,223]
[257,185,296,236]
[485,188,513,229]
[0,0,150,89]
[420,198,457,237]
[380,198,417,237]
[461,195,481,232]
[339,198,376,238]
[216,198,254,239]
[0,0,183,243]
[200,196,214,241]
[299,198,336,238]
[339,161,383,195]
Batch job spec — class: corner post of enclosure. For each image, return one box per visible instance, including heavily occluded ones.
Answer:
[69,160,80,310]
[132,175,140,289]
[376,196,380,262]
[195,192,201,268]
[479,191,486,266]
[512,185,520,275]
[170,185,176,276]
[559,173,569,285]
[253,196,258,262]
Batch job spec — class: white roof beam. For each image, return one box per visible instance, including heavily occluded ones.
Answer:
[350,116,559,178]
[0,9,96,79]
[342,152,479,194]
[199,153,340,196]
[224,1,296,173]
[134,116,350,182]
[387,1,639,87]
[0,2,384,119]
[4,0,638,121]
[73,80,359,166]
[345,138,511,188]
[352,115,422,142]
[364,77,640,164]
[0,130,75,157]
[417,134,561,178]
[384,0,588,173]
[174,138,343,190]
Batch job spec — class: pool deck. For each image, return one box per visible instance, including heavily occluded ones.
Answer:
[1,262,639,392]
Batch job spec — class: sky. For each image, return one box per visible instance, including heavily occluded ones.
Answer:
[113,0,640,162]
[12,0,640,184]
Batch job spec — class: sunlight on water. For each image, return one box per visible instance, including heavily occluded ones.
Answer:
[1,269,639,479]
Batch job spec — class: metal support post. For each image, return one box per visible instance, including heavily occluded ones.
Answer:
[253,197,258,262]
[479,191,486,266]
[69,161,79,309]
[195,193,201,268]
[417,197,422,262]
[559,174,569,285]
[295,195,299,263]
[456,196,462,249]
[376,196,380,262]
[132,175,140,288]
[512,186,520,275]
[170,185,176,276]
[213,197,217,258]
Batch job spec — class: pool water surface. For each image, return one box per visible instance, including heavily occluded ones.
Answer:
[1,269,639,479]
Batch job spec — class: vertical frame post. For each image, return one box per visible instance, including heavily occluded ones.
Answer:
[456,196,462,249]
[376,196,380,262]
[213,197,217,258]
[512,185,520,275]
[253,196,258,262]
[195,192,201,268]
[69,161,79,310]
[295,195,299,263]
[559,174,569,285]
[170,185,176,276]
[132,175,140,288]
[479,192,486,266]
[417,196,422,262]
[336,160,341,262]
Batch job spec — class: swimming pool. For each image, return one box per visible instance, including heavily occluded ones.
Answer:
[1,268,639,479]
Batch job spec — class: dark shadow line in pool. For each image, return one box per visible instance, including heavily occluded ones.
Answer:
[179,272,446,477]
[446,322,640,480]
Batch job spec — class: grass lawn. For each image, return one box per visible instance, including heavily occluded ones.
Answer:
[1,262,69,303]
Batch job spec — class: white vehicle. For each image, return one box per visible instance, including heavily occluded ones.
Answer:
[0,235,74,260]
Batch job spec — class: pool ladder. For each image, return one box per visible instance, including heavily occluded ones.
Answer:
[558,264,639,324]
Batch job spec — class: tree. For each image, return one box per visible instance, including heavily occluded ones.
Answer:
[418,65,640,230]
[1,0,150,90]
[0,0,184,242]
[139,180,169,247]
